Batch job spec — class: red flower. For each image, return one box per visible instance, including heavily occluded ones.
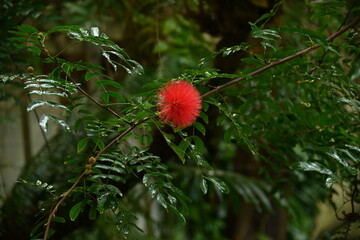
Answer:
[157,80,202,128]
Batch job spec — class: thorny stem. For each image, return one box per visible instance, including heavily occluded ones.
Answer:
[42,15,359,240]
[43,117,150,240]
[201,16,360,99]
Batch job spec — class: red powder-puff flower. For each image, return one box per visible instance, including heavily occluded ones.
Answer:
[157,80,202,128]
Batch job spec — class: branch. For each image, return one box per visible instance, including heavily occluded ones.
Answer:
[43,117,150,240]
[201,16,360,99]
[38,37,132,125]
[43,169,87,240]
[94,117,151,159]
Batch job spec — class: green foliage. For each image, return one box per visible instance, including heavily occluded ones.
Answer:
[1,0,359,240]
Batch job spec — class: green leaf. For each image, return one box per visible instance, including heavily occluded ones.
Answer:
[200,177,208,194]
[69,201,84,221]
[95,79,122,89]
[325,175,339,188]
[39,114,50,133]
[207,177,230,194]
[246,180,272,212]
[156,194,168,209]
[90,174,125,183]
[50,115,71,132]
[161,131,186,163]
[89,204,97,220]
[85,71,111,81]
[30,218,47,237]
[104,184,123,197]
[310,1,345,20]
[102,92,110,104]
[27,46,41,56]
[77,137,90,153]
[194,122,206,135]
[17,24,39,34]
[345,145,360,153]
[199,111,209,124]
[106,91,125,102]
[295,162,333,175]
[326,150,349,167]
[96,164,126,174]
[91,138,105,150]
[338,149,359,163]
[39,114,70,133]
[338,97,360,112]
[52,217,66,223]
[168,205,186,224]
[27,101,68,111]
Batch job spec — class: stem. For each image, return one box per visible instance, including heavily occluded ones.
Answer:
[201,16,360,99]
[94,117,151,159]
[42,117,150,240]
[350,180,357,215]
[43,169,87,240]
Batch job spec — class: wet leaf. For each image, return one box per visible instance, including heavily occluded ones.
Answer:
[295,161,333,175]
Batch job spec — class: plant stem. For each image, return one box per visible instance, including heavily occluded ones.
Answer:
[43,169,87,240]
[42,117,150,240]
[201,16,360,99]
[94,117,151,159]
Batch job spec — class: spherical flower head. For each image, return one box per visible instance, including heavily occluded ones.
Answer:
[157,80,202,128]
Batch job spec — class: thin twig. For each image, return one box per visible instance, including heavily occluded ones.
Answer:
[43,169,87,240]
[43,117,150,240]
[350,180,357,215]
[94,117,151,159]
[42,116,150,240]
[38,38,132,125]
[201,16,360,99]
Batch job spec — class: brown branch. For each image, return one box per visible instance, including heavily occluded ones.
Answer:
[201,16,360,99]
[94,117,151,159]
[350,180,357,215]
[43,117,150,240]
[43,169,88,240]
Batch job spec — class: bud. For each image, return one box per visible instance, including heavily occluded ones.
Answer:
[37,32,44,41]
[88,157,96,165]
[27,66,34,73]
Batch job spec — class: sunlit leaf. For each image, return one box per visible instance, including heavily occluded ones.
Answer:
[207,177,230,194]
[295,161,333,175]
[27,101,68,111]
[39,114,70,133]
[200,177,208,194]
